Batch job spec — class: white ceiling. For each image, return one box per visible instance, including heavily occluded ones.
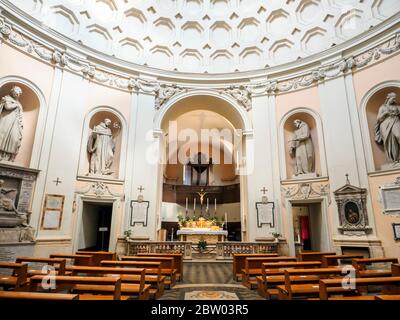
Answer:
[12,0,400,73]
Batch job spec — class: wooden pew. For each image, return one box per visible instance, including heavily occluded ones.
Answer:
[75,251,116,266]
[0,262,28,291]
[298,251,336,262]
[15,257,66,277]
[391,263,400,276]
[109,260,176,289]
[29,275,122,300]
[69,266,155,299]
[277,268,347,300]
[352,258,399,278]
[137,253,184,281]
[256,261,322,298]
[0,291,79,300]
[50,253,93,266]
[232,253,278,281]
[243,257,297,288]
[319,276,400,300]
[321,254,364,267]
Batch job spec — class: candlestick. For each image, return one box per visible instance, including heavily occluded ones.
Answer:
[214,198,217,213]
[225,212,228,223]
[194,198,196,211]
[186,197,188,211]
[207,198,209,209]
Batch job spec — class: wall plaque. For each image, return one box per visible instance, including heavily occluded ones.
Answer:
[380,177,400,215]
[255,202,275,228]
[130,200,149,226]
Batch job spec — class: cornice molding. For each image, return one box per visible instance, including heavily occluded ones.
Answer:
[0,5,399,97]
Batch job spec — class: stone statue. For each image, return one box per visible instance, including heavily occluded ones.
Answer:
[0,179,25,227]
[375,92,400,165]
[289,119,314,176]
[87,118,116,175]
[0,86,24,162]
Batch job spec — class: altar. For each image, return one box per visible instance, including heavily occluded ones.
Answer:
[177,228,228,244]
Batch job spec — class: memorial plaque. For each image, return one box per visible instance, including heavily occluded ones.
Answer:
[381,185,400,214]
[130,200,149,226]
[256,202,275,228]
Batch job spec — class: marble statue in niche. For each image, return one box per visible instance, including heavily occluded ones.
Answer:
[375,92,400,167]
[0,86,24,162]
[87,118,116,176]
[289,119,315,177]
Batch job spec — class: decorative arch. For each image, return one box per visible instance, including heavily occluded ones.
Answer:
[77,105,128,180]
[154,89,253,133]
[0,75,48,169]
[359,80,400,172]
[278,107,327,180]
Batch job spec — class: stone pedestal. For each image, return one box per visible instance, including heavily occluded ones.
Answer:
[0,242,35,264]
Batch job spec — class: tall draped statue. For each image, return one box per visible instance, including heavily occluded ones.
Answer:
[87,118,115,175]
[289,119,314,176]
[375,92,400,165]
[0,86,24,162]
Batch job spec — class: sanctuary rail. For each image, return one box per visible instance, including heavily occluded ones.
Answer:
[126,241,278,260]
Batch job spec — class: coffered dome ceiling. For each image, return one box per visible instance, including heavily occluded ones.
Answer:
[13,0,400,74]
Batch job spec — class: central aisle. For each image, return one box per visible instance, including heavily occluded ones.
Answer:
[158,261,263,300]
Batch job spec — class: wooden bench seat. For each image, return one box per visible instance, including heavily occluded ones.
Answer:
[232,253,278,281]
[242,257,297,288]
[321,254,364,267]
[352,258,399,278]
[72,283,151,300]
[50,253,93,266]
[278,283,350,300]
[319,276,400,300]
[16,257,67,277]
[75,251,116,266]
[298,251,336,262]
[275,268,346,300]
[29,275,122,300]
[0,291,79,300]
[0,262,28,291]
[136,253,184,281]
[69,265,161,299]
[101,260,176,288]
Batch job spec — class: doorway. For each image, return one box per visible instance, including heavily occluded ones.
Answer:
[77,202,113,251]
[292,202,329,253]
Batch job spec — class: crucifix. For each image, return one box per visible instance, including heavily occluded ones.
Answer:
[53,178,62,186]
[260,187,268,195]
[138,185,145,194]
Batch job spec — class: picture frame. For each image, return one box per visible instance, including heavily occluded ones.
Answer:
[130,200,149,227]
[393,223,400,241]
[255,201,275,228]
[41,194,65,230]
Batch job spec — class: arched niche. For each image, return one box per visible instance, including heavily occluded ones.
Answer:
[78,107,127,180]
[164,141,238,185]
[361,83,400,171]
[280,108,326,180]
[0,80,42,167]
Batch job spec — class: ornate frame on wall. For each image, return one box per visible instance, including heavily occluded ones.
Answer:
[41,194,65,230]
[130,200,149,227]
[333,180,372,235]
[255,201,275,228]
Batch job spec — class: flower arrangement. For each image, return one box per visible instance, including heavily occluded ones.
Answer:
[272,232,281,242]
[197,238,207,251]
